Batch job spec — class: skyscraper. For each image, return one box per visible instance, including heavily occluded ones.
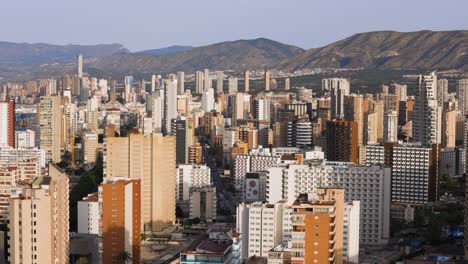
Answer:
[0,99,15,148]
[177,71,185,95]
[195,71,204,94]
[457,79,468,117]
[77,54,83,78]
[105,133,176,232]
[228,77,238,93]
[39,95,62,163]
[8,164,69,264]
[216,71,224,94]
[326,119,359,163]
[264,70,270,91]
[164,79,178,135]
[100,179,141,264]
[124,76,133,102]
[204,68,211,91]
[244,70,250,92]
[412,72,442,146]
[284,78,290,91]
[328,78,350,119]
[383,111,398,143]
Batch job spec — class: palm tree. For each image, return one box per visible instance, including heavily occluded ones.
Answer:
[75,257,89,264]
[116,251,133,263]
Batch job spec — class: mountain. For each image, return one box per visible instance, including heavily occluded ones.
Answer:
[0,42,129,67]
[273,30,468,71]
[136,45,193,56]
[88,38,305,75]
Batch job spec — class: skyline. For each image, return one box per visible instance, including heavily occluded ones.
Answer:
[1,0,467,51]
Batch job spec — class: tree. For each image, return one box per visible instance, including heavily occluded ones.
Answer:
[75,257,89,264]
[116,251,133,263]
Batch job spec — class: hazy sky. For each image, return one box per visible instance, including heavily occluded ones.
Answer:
[2,0,467,51]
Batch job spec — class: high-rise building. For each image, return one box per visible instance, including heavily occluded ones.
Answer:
[77,54,83,78]
[77,192,99,235]
[326,119,359,163]
[202,88,215,112]
[284,78,290,91]
[82,132,98,163]
[177,71,185,95]
[343,201,360,263]
[164,79,178,135]
[15,129,35,148]
[287,119,312,147]
[264,70,270,91]
[437,78,448,107]
[457,79,468,117]
[216,71,224,94]
[124,76,133,103]
[176,164,211,202]
[323,78,350,119]
[236,201,287,258]
[413,72,442,146]
[39,95,62,163]
[383,111,398,143]
[290,189,344,264]
[105,133,176,231]
[204,69,211,91]
[195,71,204,94]
[344,94,364,145]
[100,179,141,264]
[253,98,271,122]
[244,70,250,92]
[267,161,391,245]
[0,99,15,148]
[8,164,69,264]
[365,143,440,204]
[228,77,238,94]
[189,185,217,222]
[188,143,203,164]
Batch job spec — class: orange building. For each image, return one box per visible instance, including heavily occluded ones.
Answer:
[101,179,141,264]
[291,189,344,264]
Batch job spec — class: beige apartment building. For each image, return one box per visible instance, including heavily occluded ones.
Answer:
[105,132,176,232]
[39,95,62,163]
[8,164,69,264]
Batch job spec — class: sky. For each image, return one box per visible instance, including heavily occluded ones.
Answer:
[2,0,467,52]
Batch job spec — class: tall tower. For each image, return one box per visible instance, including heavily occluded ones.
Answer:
[216,71,224,94]
[39,96,62,163]
[105,133,176,232]
[383,111,398,143]
[244,70,250,92]
[8,164,69,264]
[0,98,15,147]
[124,76,133,103]
[204,69,210,91]
[177,71,185,95]
[412,72,442,146]
[326,119,359,163]
[328,78,350,119]
[195,71,204,94]
[100,179,141,264]
[77,54,83,78]
[164,79,178,135]
[284,78,290,91]
[457,79,468,117]
[264,70,270,91]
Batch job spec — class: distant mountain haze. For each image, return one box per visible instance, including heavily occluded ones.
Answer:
[0,30,466,81]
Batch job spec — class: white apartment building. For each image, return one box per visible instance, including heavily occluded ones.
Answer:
[0,147,46,168]
[177,164,211,201]
[15,129,36,148]
[343,201,360,263]
[77,192,100,235]
[267,162,391,245]
[236,201,286,259]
